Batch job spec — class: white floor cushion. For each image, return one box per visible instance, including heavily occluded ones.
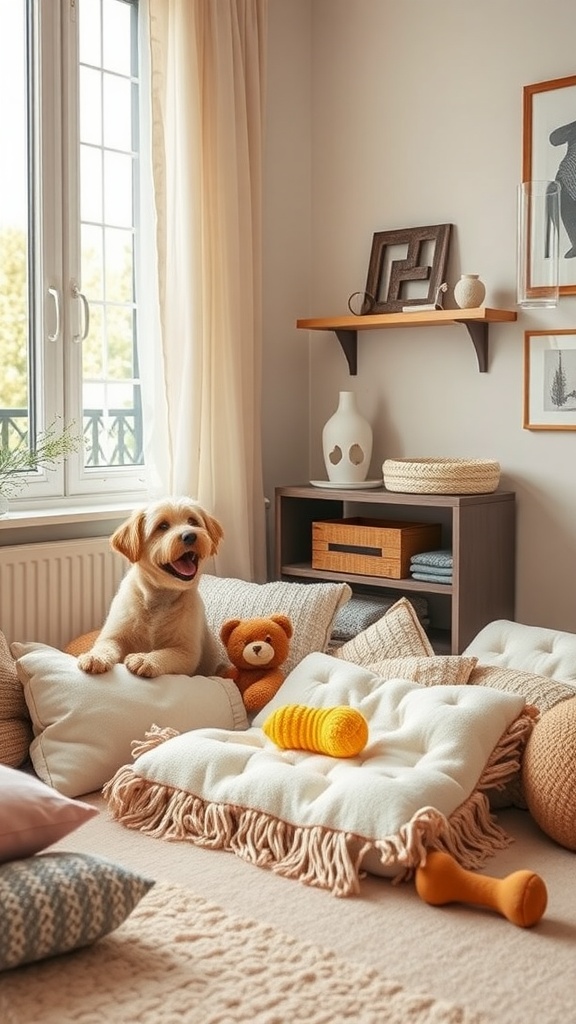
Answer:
[104,653,531,896]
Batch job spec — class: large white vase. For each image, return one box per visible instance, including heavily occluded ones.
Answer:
[322,391,373,484]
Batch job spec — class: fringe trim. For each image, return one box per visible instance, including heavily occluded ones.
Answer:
[476,706,537,793]
[103,711,534,898]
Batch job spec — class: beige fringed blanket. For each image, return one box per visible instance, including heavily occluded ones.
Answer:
[104,653,535,897]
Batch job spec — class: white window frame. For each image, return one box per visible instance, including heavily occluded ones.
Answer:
[7,0,147,512]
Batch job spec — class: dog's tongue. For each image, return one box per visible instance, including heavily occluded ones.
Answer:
[171,554,197,579]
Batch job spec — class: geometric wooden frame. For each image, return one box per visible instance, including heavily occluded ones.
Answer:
[363,223,452,313]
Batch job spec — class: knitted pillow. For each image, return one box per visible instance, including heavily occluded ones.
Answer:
[0,630,32,768]
[470,664,576,808]
[334,597,434,665]
[0,853,154,970]
[199,575,352,676]
[364,655,477,686]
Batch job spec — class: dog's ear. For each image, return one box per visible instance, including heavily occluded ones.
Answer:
[110,511,146,563]
[203,512,224,555]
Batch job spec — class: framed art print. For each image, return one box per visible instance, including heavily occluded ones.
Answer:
[523,329,576,430]
[523,74,576,294]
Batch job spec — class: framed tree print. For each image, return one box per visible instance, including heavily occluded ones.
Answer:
[524,329,576,430]
[523,74,576,294]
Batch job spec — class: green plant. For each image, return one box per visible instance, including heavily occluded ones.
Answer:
[0,419,82,498]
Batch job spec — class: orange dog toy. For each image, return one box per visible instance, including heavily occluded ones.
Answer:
[415,850,547,928]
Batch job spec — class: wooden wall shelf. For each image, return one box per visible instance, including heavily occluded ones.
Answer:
[296,307,517,374]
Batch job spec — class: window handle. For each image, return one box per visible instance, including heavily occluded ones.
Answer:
[71,281,90,343]
[47,286,60,342]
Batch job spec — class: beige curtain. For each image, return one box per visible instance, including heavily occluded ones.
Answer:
[139,0,268,582]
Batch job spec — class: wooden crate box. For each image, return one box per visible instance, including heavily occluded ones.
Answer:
[312,517,442,579]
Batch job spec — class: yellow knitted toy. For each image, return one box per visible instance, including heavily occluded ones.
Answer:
[262,704,368,758]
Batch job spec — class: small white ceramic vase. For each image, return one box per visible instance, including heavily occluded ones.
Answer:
[322,391,373,484]
[0,494,8,518]
[453,274,486,309]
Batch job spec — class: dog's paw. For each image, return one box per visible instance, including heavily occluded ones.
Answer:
[77,651,115,674]
[124,653,160,678]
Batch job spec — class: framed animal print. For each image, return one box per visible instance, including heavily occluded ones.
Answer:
[523,75,576,294]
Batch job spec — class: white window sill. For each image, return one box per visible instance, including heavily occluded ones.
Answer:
[0,502,137,541]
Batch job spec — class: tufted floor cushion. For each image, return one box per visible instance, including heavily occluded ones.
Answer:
[464,620,576,812]
[104,652,532,897]
[464,619,576,684]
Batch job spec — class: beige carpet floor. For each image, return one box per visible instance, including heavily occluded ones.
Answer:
[1,881,481,1024]
[27,795,576,1024]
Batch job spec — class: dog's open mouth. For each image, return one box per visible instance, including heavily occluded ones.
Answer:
[162,552,199,582]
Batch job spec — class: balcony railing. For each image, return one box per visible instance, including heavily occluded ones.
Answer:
[0,409,143,468]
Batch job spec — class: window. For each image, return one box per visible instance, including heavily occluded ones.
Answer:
[0,0,145,507]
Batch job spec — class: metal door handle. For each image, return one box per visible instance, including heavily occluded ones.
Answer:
[47,287,60,342]
[71,281,90,343]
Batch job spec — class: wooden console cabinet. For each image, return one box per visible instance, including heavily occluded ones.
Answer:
[274,484,515,654]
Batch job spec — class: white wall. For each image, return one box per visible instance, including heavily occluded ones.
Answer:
[263,0,576,631]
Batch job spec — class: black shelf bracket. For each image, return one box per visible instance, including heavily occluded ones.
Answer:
[458,320,488,373]
[334,329,358,375]
[332,321,490,375]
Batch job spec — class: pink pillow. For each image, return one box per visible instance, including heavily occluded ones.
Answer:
[0,765,98,862]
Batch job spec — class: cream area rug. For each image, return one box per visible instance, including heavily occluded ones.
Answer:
[1,881,483,1024]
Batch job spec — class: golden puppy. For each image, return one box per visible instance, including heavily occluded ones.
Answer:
[77,497,224,678]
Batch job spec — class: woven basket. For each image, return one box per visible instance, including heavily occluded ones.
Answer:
[382,457,500,495]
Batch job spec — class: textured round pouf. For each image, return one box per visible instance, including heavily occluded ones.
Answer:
[522,696,576,851]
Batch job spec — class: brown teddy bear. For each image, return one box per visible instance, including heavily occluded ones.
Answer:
[220,614,293,715]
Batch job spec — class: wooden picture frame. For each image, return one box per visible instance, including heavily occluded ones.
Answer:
[362,224,451,314]
[523,75,576,294]
[523,329,576,430]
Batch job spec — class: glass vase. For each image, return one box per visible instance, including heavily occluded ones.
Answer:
[517,181,560,307]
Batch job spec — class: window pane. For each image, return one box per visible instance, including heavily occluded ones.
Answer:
[80,65,102,146]
[83,304,104,378]
[104,151,133,227]
[0,0,30,447]
[80,144,103,223]
[82,224,104,300]
[102,0,132,75]
[106,306,135,379]
[79,0,101,67]
[103,73,132,150]
[104,227,133,303]
[79,0,142,471]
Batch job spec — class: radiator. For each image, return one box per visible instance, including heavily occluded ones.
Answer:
[0,537,124,649]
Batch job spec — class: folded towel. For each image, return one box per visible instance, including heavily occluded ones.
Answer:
[410,564,453,578]
[411,549,453,569]
[411,572,452,585]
